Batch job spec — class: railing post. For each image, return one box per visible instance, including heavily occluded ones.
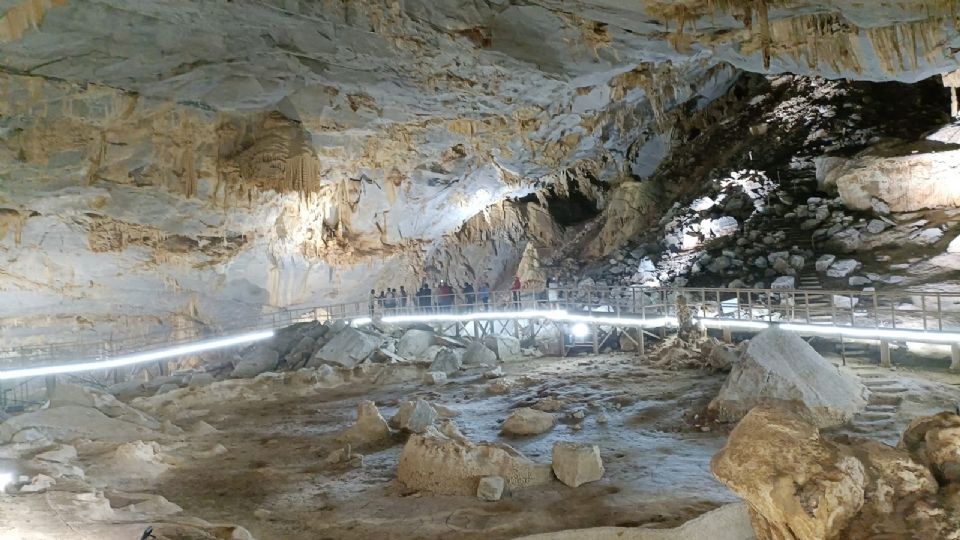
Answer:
[880,340,892,368]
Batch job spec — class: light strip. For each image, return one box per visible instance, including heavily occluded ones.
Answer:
[0,330,275,380]
[362,309,960,345]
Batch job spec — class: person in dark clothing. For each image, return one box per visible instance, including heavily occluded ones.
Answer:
[399,286,408,311]
[511,276,522,309]
[437,281,453,312]
[378,290,386,310]
[478,282,490,311]
[368,289,376,316]
[463,283,475,312]
[417,282,432,312]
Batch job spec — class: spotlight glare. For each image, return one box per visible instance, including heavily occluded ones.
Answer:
[0,472,13,493]
[0,330,275,381]
[570,323,590,339]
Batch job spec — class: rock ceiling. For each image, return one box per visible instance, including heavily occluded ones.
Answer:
[0,0,958,344]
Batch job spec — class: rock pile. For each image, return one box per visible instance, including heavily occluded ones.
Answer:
[228,321,501,380]
[712,405,960,540]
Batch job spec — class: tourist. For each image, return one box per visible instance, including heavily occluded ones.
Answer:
[479,282,490,311]
[386,288,397,312]
[378,290,386,310]
[547,277,560,309]
[368,289,376,316]
[511,276,522,309]
[417,282,432,312]
[463,283,475,312]
[399,286,408,311]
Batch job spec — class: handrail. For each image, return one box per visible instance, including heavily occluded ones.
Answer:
[2,285,960,369]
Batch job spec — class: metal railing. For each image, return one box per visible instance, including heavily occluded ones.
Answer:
[2,285,960,371]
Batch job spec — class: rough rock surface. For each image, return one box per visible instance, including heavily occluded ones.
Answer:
[336,400,392,447]
[0,406,160,444]
[231,345,280,378]
[462,341,499,367]
[428,347,462,375]
[501,408,557,436]
[514,503,754,540]
[390,399,439,434]
[397,329,435,359]
[708,327,868,427]
[485,336,523,360]
[552,442,605,488]
[477,475,506,502]
[309,328,379,368]
[836,147,960,212]
[397,427,553,495]
[712,405,960,540]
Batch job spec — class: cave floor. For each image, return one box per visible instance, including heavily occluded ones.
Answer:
[151,354,737,540]
[4,351,960,540]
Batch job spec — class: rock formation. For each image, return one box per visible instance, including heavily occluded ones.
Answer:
[712,405,960,540]
[708,327,868,427]
[1,1,958,346]
[397,426,553,495]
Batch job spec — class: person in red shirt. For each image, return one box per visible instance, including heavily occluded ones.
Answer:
[511,276,522,310]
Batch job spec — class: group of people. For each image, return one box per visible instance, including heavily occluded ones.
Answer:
[368,280,500,315]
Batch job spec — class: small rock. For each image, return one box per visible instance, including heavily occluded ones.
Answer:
[423,372,447,385]
[866,219,888,234]
[477,475,505,502]
[501,408,556,436]
[391,399,438,433]
[552,443,604,488]
[815,254,837,272]
[483,367,503,379]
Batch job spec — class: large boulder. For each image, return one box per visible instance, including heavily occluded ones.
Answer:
[390,399,438,433]
[712,405,946,540]
[49,383,160,430]
[0,406,160,444]
[336,400,392,447]
[397,329,435,359]
[462,340,498,367]
[308,327,379,368]
[552,442,604,487]
[484,335,522,360]
[501,408,556,436]
[835,147,960,212]
[428,347,462,375]
[708,327,868,427]
[230,344,280,378]
[899,411,960,484]
[397,427,552,495]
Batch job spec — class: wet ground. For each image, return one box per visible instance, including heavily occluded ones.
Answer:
[151,354,736,539]
[4,348,960,540]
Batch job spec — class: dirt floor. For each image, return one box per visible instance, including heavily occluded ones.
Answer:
[149,354,736,540]
[3,346,960,540]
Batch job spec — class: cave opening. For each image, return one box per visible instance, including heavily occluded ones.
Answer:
[518,181,602,227]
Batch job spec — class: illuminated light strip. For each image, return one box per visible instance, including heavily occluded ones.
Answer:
[361,309,960,344]
[0,330,275,381]
[779,323,960,344]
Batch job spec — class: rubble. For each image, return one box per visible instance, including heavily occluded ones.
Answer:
[552,442,605,488]
[708,327,868,427]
